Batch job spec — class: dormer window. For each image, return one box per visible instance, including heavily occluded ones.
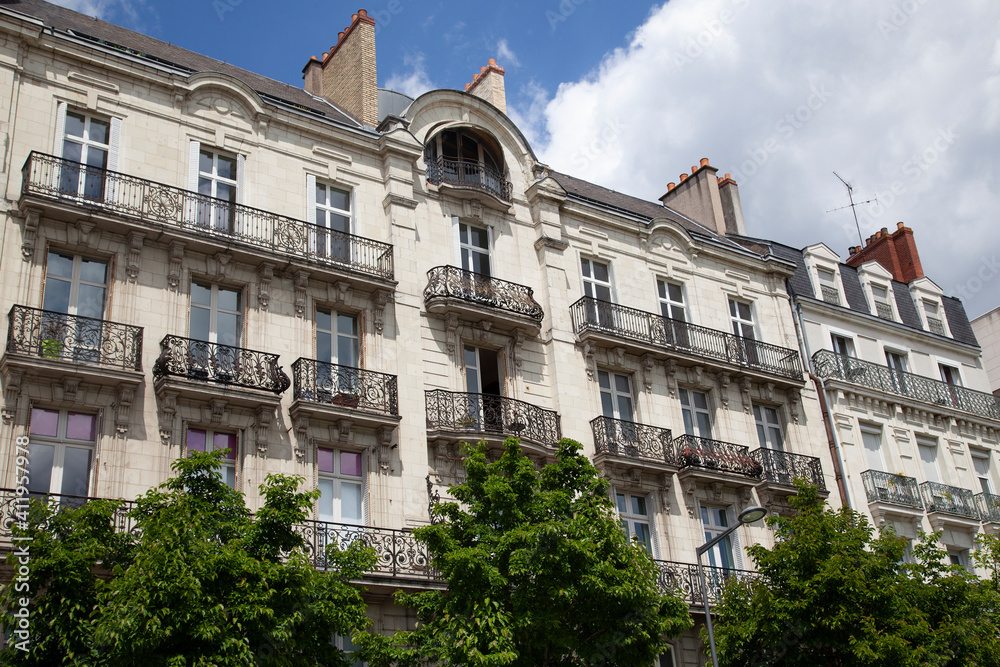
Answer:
[424,128,511,201]
[871,284,894,320]
[816,267,840,305]
[922,299,946,335]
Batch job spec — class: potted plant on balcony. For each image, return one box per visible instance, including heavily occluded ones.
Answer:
[457,412,478,428]
[330,391,360,409]
[40,338,64,359]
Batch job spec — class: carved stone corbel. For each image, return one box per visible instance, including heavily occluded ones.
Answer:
[333,419,353,443]
[788,388,802,424]
[641,355,655,393]
[2,369,23,423]
[167,242,185,289]
[711,482,724,501]
[445,313,459,358]
[582,340,597,380]
[294,270,310,317]
[717,371,731,409]
[512,329,525,369]
[75,220,96,248]
[738,486,753,509]
[659,473,672,512]
[204,398,227,424]
[762,382,775,403]
[682,478,698,518]
[372,289,390,334]
[740,376,753,413]
[665,359,678,398]
[689,365,706,389]
[125,231,145,282]
[257,263,274,309]
[293,415,309,459]
[254,406,273,453]
[627,467,642,485]
[21,208,40,260]
[211,252,233,281]
[610,346,627,369]
[376,426,393,475]
[329,281,351,306]
[62,378,79,402]
[158,389,179,446]
[115,385,135,435]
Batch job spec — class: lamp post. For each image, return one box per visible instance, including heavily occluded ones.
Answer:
[696,505,767,667]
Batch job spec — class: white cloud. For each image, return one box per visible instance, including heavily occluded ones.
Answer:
[528,0,1000,317]
[384,53,436,99]
[48,0,153,31]
[496,38,520,69]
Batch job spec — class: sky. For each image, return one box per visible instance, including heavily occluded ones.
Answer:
[54,0,1000,319]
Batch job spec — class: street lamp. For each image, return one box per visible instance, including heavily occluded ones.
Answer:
[696,505,767,667]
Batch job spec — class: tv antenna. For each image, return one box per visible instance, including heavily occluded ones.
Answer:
[826,171,877,246]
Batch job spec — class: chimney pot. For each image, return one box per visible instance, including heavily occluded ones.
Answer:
[352,13,358,21]
[691,166,697,174]
[338,31,345,42]
[724,173,731,180]
[667,182,675,191]
[700,157,710,167]
[489,58,496,65]
[680,173,688,182]
[896,221,904,229]
[357,8,367,17]
[880,227,888,235]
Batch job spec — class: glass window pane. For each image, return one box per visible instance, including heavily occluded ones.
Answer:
[631,495,647,516]
[27,443,55,494]
[766,407,780,423]
[214,433,238,459]
[88,118,109,144]
[696,413,712,438]
[316,309,332,332]
[85,147,107,169]
[47,252,74,279]
[614,374,630,394]
[341,482,363,523]
[66,413,96,441]
[337,336,357,368]
[199,150,214,175]
[668,283,683,302]
[581,259,591,278]
[61,447,92,496]
[65,112,86,138]
[337,315,357,336]
[79,258,108,285]
[634,522,652,552]
[600,391,615,418]
[317,332,332,364]
[222,464,236,489]
[187,429,207,452]
[216,183,235,203]
[679,389,690,407]
[341,452,362,477]
[216,312,240,346]
[592,262,609,283]
[318,448,335,473]
[76,284,106,319]
[191,283,212,306]
[217,155,237,180]
[189,306,211,341]
[756,423,768,448]
[316,184,327,206]
[41,279,71,313]
[329,187,350,211]
[318,478,334,522]
[657,280,666,299]
[616,493,627,513]
[62,140,82,163]
[31,408,61,437]
[598,370,611,390]
[693,392,709,410]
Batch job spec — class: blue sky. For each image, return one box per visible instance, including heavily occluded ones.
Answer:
[59,0,1000,320]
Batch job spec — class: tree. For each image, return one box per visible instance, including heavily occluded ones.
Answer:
[0,449,375,666]
[711,481,1000,666]
[358,437,691,667]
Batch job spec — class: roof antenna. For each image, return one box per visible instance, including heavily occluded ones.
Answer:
[826,171,877,247]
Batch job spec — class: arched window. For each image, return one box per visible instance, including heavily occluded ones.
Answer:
[424,128,510,201]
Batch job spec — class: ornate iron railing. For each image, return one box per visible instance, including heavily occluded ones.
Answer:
[976,493,1000,523]
[813,350,1000,420]
[295,520,435,579]
[861,470,922,508]
[673,434,762,478]
[291,358,398,416]
[153,335,290,394]
[21,152,394,280]
[425,156,512,202]
[750,447,826,491]
[820,285,841,305]
[653,559,760,606]
[425,389,561,446]
[5,305,142,372]
[920,481,979,519]
[569,297,802,381]
[424,266,543,322]
[0,489,139,540]
[590,416,675,464]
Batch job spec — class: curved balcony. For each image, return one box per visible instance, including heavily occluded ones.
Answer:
[153,335,289,395]
[21,152,394,284]
[290,358,400,431]
[424,389,561,448]
[5,305,142,372]
[425,156,512,203]
[570,297,802,384]
[424,266,543,334]
[590,416,676,467]
[750,447,826,492]
[673,434,763,479]
[813,350,1000,420]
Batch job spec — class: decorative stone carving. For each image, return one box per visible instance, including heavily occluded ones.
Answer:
[257,263,274,309]
[641,355,655,393]
[376,426,394,474]
[204,398,227,424]
[718,371,731,409]
[445,313,459,358]
[210,252,233,281]
[21,208,40,260]
[762,382,775,403]
[372,289,390,334]
[582,341,597,380]
[2,369,23,423]
[512,329,525,369]
[788,388,801,424]
[330,281,351,306]
[254,406,273,453]
[125,231,145,282]
[62,378,80,402]
[167,242,185,289]
[115,385,134,435]
[293,416,310,459]
[658,473,672,512]
[610,346,627,369]
[740,376,753,413]
[627,467,642,485]
[75,220,96,248]
[682,478,698,518]
[665,359,678,398]
[294,270,310,317]
[333,419,353,443]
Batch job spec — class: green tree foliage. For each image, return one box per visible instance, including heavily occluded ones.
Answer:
[358,438,691,667]
[0,449,374,666]
[711,481,1000,666]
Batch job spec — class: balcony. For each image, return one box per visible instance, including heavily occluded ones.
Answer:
[424,266,544,335]
[569,297,803,384]
[2,305,143,392]
[813,350,1000,420]
[20,152,394,285]
[425,156,512,203]
[424,389,561,450]
[920,481,979,523]
[673,434,763,488]
[861,470,922,509]
[976,493,1000,524]
[153,335,289,399]
[654,559,760,606]
[590,416,676,469]
[750,447,826,492]
[290,358,400,431]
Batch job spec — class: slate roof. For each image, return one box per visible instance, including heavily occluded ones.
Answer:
[0,0,362,128]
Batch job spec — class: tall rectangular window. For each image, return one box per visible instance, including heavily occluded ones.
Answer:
[616,492,652,555]
[657,280,686,321]
[939,364,962,386]
[190,283,242,379]
[885,349,910,394]
[61,110,109,200]
[679,389,712,439]
[861,427,885,472]
[197,149,238,232]
[701,505,735,570]
[41,252,108,363]
[817,267,840,305]
[459,222,491,277]
[728,299,756,340]
[598,370,634,422]
[581,258,614,328]
[923,300,945,335]
[973,451,994,494]
[464,345,503,430]
[871,284,894,320]
[316,309,360,400]
[187,428,238,489]
[318,448,364,525]
[28,408,96,497]
[314,182,351,263]
[753,405,783,450]
[917,437,940,483]
[831,334,855,357]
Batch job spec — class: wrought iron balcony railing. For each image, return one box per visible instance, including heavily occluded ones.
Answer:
[294,520,434,579]
[0,489,139,540]
[813,350,1000,420]
[424,266,543,322]
[590,416,675,464]
[291,358,398,416]
[425,389,562,446]
[570,297,802,381]
[750,447,826,491]
[654,559,760,606]
[673,434,763,479]
[920,481,979,519]
[5,305,142,372]
[22,152,394,280]
[976,493,1000,523]
[425,156,513,202]
[861,470,922,508]
[153,335,290,394]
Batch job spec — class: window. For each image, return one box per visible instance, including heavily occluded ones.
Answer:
[187,428,238,489]
[40,252,109,362]
[701,505,736,570]
[309,180,352,263]
[657,648,675,667]
[816,267,840,305]
[885,349,909,394]
[831,334,855,357]
[917,437,940,483]
[972,451,994,494]
[332,633,363,667]
[948,549,970,571]
[923,300,946,335]
[599,370,634,422]
[861,427,885,472]
[458,222,492,277]
[753,405,783,450]
[27,408,96,498]
[871,284,894,320]
[657,280,686,321]
[616,492,652,554]
[581,258,614,328]
[60,110,110,200]
[318,448,364,525]
[425,129,502,176]
[728,299,756,339]
[939,364,962,386]
[190,283,242,379]
[189,142,240,232]
[316,309,360,400]
[464,345,503,430]
[679,389,712,439]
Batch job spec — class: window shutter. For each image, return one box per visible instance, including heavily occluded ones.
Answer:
[236,153,246,205]
[306,173,317,224]
[727,505,746,570]
[649,492,663,560]
[451,216,462,267]
[363,451,371,526]
[187,140,200,191]
[486,224,496,278]
[107,117,121,171]
[237,428,245,490]
[53,101,68,156]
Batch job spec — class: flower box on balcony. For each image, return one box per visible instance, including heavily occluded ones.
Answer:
[330,393,360,409]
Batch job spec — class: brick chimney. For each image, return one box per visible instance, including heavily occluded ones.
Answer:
[302,9,378,127]
[659,158,732,236]
[465,59,506,114]
[717,172,746,236]
[845,221,925,283]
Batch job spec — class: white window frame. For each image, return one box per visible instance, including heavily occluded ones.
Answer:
[187,140,244,230]
[699,503,742,570]
[598,369,634,422]
[679,388,713,439]
[317,447,366,526]
[186,427,239,489]
[869,282,895,321]
[728,298,756,340]
[316,307,360,368]
[581,256,615,303]
[815,266,841,305]
[861,426,886,473]
[829,330,856,357]
[42,251,108,319]
[452,217,494,277]
[921,298,947,336]
[753,404,784,451]
[55,103,120,202]
[615,489,654,556]
[307,175,355,261]
[916,436,941,484]
[971,449,994,495]
[884,347,910,373]
[190,282,243,346]
[27,407,98,497]
[938,362,963,386]
[656,279,686,321]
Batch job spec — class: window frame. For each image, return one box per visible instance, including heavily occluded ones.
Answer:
[700,503,738,570]
[916,435,941,484]
[307,176,354,261]
[317,447,366,526]
[870,282,895,320]
[815,266,841,305]
[728,298,756,340]
[679,388,713,439]
[316,307,360,368]
[656,279,687,321]
[598,369,635,422]
[861,425,886,473]
[972,449,994,495]
[830,331,856,357]
[42,250,109,319]
[27,407,98,498]
[581,256,614,303]
[190,282,243,347]
[186,427,239,489]
[455,220,493,277]
[922,298,947,336]
[753,404,784,451]
[615,489,654,556]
